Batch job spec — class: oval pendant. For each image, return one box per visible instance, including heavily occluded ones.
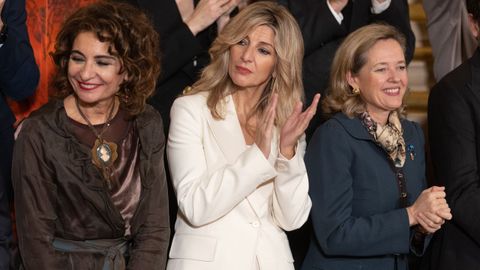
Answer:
[97,143,112,163]
[91,139,118,169]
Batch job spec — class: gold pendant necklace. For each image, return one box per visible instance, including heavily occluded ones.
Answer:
[91,138,118,167]
[75,97,118,179]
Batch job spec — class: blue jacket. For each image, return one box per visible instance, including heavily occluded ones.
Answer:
[0,0,39,268]
[302,113,427,270]
[0,0,39,126]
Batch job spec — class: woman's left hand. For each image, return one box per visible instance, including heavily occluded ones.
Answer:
[216,0,242,32]
[280,93,320,159]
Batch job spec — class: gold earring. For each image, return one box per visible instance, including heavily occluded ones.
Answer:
[352,87,360,95]
[183,85,193,95]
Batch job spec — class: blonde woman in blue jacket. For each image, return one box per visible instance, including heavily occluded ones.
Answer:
[302,24,452,270]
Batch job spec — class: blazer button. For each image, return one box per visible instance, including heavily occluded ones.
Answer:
[277,163,287,171]
[252,221,260,228]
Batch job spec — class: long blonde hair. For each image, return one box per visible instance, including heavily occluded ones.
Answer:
[186,1,304,126]
[323,24,407,118]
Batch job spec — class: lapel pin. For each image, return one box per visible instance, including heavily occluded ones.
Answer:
[407,144,415,161]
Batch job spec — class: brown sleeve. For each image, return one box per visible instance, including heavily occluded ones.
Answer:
[127,115,170,269]
[12,122,62,269]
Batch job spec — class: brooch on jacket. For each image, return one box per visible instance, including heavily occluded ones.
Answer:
[407,144,415,161]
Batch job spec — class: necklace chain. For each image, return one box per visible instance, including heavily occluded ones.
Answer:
[75,96,116,141]
[74,96,119,187]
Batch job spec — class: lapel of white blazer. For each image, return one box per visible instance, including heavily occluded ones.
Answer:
[203,95,277,219]
[203,95,247,164]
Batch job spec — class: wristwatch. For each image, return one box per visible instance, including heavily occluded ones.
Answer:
[0,23,7,45]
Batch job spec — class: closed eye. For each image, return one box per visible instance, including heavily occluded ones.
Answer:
[69,55,84,63]
[96,60,113,66]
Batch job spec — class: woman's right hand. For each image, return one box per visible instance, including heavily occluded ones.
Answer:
[186,0,239,36]
[407,186,452,233]
[255,94,278,159]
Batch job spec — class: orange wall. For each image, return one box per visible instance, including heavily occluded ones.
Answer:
[10,0,96,122]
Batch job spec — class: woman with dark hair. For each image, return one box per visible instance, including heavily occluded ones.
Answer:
[12,1,169,269]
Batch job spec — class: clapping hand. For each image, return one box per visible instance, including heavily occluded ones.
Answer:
[187,0,239,35]
[255,93,278,159]
[280,93,321,159]
[255,93,320,159]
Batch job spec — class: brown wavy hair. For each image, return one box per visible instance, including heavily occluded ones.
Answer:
[323,24,407,118]
[186,1,304,127]
[50,0,160,116]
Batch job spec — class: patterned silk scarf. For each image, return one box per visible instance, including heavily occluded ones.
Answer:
[359,111,406,168]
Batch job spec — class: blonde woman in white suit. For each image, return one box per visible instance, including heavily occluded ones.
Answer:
[166,2,320,270]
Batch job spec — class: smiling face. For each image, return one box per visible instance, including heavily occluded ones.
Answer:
[348,38,407,124]
[68,31,126,106]
[228,25,277,93]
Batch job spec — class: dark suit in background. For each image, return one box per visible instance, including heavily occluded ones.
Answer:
[422,48,480,270]
[283,0,415,138]
[0,0,39,268]
[119,0,215,132]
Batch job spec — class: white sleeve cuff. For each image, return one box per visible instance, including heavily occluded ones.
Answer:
[327,0,344,24]
[371,0,391,14]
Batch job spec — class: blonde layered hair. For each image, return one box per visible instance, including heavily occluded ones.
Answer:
[323,24,407,118]
[186,1,304,127]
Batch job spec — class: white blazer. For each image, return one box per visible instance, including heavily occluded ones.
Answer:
[166,92,311,270]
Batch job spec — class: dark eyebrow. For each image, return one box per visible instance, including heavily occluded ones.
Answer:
[94,55,117,61]
[70,50,116,61]
[70,50,84,57]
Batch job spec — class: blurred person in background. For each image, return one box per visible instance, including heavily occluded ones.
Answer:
[0,0,39,268]
[423,0,477,81]
[421,0,480,269]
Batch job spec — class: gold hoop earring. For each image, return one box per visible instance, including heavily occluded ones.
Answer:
[352,87,360,95]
